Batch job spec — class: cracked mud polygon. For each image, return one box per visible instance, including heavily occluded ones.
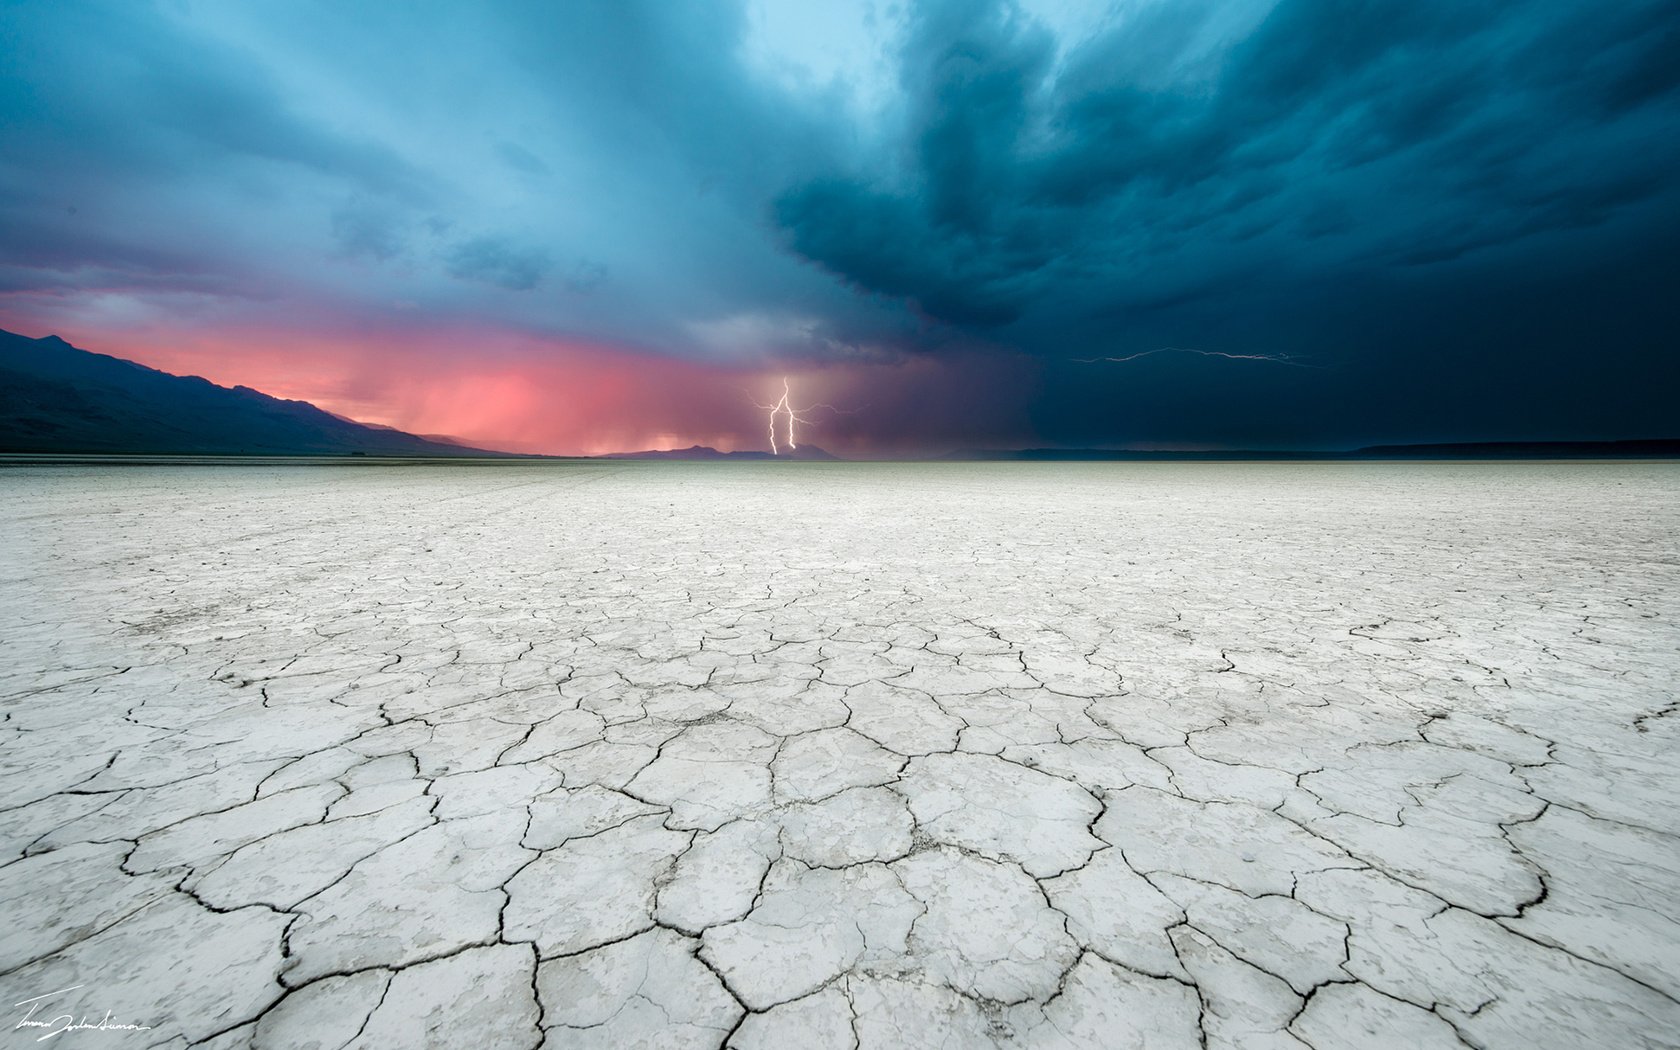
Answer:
[3,460,1677,1049]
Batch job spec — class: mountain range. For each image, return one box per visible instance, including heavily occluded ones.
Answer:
[603,443,838,461]
[943,441,1680,461]
[4,328,1673,461]
[0,328,503,457]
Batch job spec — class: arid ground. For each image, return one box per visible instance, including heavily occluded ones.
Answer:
[2,461,1677,1049]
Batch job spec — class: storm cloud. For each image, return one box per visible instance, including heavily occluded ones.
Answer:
[1,0,1675,452]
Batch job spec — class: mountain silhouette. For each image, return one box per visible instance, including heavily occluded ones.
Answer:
[604,443,840,461]
[0,328,509,456]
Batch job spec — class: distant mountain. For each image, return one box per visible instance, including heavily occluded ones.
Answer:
[604,443,840,461]
[945,440,1680,461]
[0,328,510,456]
[942,447,1326,461]
[1352,439,1680,458]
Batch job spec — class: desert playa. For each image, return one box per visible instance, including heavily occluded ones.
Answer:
[2,460,1676,1048]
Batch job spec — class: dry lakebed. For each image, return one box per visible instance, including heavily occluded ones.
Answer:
[1,460,1676,1048]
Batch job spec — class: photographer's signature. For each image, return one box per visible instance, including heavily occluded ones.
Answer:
[13,986,153,1041]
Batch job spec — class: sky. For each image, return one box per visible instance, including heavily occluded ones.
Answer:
[2,0,1677,455]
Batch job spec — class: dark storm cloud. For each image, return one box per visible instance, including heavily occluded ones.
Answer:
[774,0,1680,336]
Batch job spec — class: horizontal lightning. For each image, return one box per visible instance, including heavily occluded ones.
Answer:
[1073,346,1316,367]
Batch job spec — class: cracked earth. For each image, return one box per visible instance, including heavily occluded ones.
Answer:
[1,460,1677,1049]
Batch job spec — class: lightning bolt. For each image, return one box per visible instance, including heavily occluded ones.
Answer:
[1072,346,1316,366]
[750,377,814,455]
[747,377,857,454]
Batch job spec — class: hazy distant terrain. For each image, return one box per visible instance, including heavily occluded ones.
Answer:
[604,443,839,460]
[7,328,1676,464]
[0,328,499,456]
[943,440,1680,460]
[2,461,1677,1048]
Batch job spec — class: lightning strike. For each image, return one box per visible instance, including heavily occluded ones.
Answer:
[1073,346,1315,366]
[746,377,861,454]
[752,377,815,454]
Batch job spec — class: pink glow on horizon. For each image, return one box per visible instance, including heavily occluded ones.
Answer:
[2,311,1039,456]
[10,321,790,455]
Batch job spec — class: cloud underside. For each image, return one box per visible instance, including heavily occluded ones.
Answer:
[774,0,1680,334]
